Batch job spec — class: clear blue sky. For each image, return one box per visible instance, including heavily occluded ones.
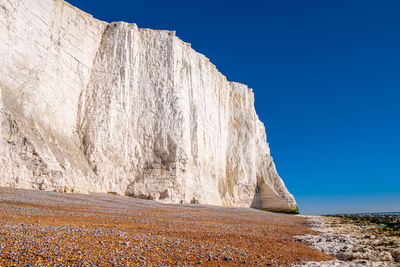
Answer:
[68,0,400,215]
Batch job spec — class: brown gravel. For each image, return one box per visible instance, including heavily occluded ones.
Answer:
[0,187,334,266]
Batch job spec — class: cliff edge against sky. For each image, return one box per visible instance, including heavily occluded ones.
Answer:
[0,0,297,212]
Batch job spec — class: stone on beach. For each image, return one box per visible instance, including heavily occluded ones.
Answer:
[296,216,400,266]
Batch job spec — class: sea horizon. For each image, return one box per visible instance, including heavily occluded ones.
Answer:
[305,211,400,216]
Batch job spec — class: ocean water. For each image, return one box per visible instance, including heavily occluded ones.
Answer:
[360,212,400,217]
[337,212,400,230]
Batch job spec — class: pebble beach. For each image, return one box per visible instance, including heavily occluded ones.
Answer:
[0,187,332,266]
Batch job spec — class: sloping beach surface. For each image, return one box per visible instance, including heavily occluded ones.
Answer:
[296,216,400,266]
[0,187,331,266]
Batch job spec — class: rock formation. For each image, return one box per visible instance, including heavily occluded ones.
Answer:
[0,0,297,212]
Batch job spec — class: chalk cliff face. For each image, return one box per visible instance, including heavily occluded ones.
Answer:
[0,0,297,212]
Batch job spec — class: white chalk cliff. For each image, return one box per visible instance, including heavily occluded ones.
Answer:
[0,0,297,212]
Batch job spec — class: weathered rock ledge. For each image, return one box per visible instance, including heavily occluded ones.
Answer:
[0,0,297,211]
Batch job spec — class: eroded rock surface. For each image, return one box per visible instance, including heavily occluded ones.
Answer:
[0,0,296,211]
[296,216,400,266]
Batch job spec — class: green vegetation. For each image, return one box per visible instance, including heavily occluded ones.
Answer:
[261,205,300,214]
[324,214,400,237]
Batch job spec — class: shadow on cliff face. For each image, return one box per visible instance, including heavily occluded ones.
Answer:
[250,187,300,214]
[250,187,262,209]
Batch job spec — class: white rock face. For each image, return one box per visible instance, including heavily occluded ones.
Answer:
[0,0,297,211]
